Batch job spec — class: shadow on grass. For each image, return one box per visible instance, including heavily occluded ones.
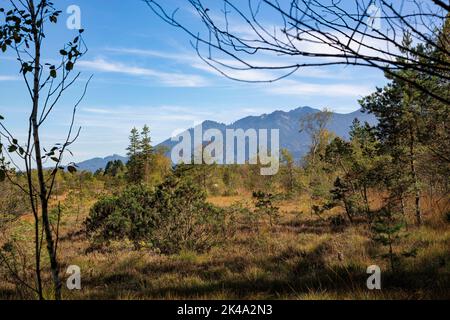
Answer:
[277,215,365,235]
[76,242,450,300]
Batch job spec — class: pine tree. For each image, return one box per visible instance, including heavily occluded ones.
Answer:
[127,128,141,157]
[126,127,143,184]
[371,208,404,273]
[359,44,426,226]
[252,191,280,227]
[140,125,153,158]
[371,205,418,273]
[140,125,153,183]
[348,119,383,217]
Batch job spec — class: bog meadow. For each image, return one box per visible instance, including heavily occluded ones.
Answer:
[0,1,449,300]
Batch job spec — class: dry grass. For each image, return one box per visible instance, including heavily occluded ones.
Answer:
[208,194,251,207]
[1,191,449,300]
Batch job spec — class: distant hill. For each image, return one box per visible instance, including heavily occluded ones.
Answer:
[157,106,377,160]
[76,107,377,172]
[76,154,128,172]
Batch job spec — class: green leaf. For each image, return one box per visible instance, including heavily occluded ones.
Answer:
[67,165,77,174]
[8,145,17,153]
[66,61,74,71]
[59,49,68,56]
[0,115,4,120]
[51,157,60,163]
[50,69,57,78]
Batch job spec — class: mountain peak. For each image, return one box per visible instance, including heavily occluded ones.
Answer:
[76,106,377,172]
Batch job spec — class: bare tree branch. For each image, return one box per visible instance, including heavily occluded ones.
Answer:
[144,0,449,104]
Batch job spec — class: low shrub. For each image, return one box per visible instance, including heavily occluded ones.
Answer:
[86,176,228,254]
[86,185,157,247]
[151,176,227,254]
[252,191,280,226]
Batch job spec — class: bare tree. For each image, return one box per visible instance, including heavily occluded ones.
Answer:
[0,0,89,300]
[300,108,332,164]
[144,0,449,104]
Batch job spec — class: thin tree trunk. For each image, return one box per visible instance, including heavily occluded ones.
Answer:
[343,196,354,224]
[30,3,62,300]
[400,192,408,231]
[388,236,395,273]
[25,165,43,299]
[32,205,43,299]
[409,128,422,226]
[363,184,370,215]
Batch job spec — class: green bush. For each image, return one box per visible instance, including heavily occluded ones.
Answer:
[85,195,119,234]
[86,176,227,254]
[151,176,227,254]
[85,185,157,247]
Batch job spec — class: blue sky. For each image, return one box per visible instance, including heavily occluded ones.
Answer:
[0,0,388,162]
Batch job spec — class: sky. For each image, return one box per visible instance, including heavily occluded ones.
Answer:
[0,0,389,162]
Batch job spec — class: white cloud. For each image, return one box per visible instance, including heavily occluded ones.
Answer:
[107,48,276,81]
[82,107,113,114]
[0,75,20,81]
[181,3,400,65]
[268,80,374,98]
[196,7,401,63]
[106,47,346,81]
[107,48,188,61]
[77,104,289,145]
[77,58,209,87]
[78,105,210,140]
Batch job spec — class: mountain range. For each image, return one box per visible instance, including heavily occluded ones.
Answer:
[76,106,377,172]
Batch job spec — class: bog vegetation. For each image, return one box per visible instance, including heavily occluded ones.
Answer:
[0,1,449,300]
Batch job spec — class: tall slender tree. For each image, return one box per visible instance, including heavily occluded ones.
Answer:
[0,0,88,299]
[127,127,141,157]
[126,127,143,184]
[140,125,153,182]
